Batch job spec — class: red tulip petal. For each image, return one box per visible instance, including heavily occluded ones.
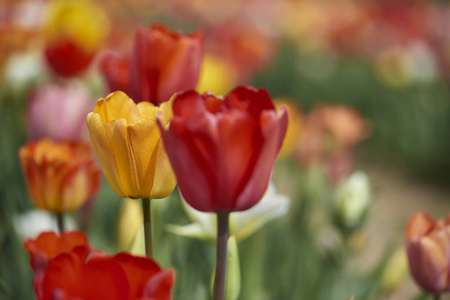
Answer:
[406,213,435,240]
[159,115,218,211]
[215,110,262,211]
[222,86,274,119]
[142,269,175,300]
[24,231,90,271]
[112,253,162,298]
[41,251,128,300]
[234,108,288,211]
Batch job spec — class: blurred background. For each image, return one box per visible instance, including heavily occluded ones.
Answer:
[1,0,450,299]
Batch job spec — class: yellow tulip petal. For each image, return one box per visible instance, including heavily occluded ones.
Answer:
[148,134,176,199]
[136,101,158,120]
[87,113,126,197]
[126,119,160,198]
[103,118,140,198]
[158,97,174,126]
[94,91,140,125]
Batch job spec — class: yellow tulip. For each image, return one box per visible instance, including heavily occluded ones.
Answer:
[86,91,176,199]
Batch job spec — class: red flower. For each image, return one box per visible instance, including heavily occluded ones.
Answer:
[158,86,288,212]
[405,213,450,295]
[24,231,90,271]
[38,250,174,300]
[44,38,95,77]
[100,53,131,95]
[101,24,203,105]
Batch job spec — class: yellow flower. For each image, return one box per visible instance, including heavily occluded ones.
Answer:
[43,0,110,52]
[86,91,176,199]
[274,98,303,159]
[196,54,236,96]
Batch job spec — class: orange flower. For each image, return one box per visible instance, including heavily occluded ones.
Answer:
[405,213,450,295]
[24,231,91,271]
[24,231,174,300]
[19,139,101,213]
[102,24,203,106]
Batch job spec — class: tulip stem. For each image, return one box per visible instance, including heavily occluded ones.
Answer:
[142,198,153,258]
[55,213,64,233]
[434,295,441,300]
[213,212,230,300]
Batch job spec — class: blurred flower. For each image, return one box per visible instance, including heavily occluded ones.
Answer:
[274,98,303,159]
[87,91,176,199]
[100,53,130,95]
[19,139,101,212]
[117,198,143,252]
[43,0,109,77]
[207,23,276,82]
[27,83,94,141]
[13,210,76,240]
[405,212,450,295]
[167,182,290,242]
[333,171,371,233]
[23,231,90,271]
[297,104,369,184]
[159,86,288,212]
[197,54,237,96]
[3,51,44,91]
[380,247,408,293]
[26,232,174,300]
[102,24,203,105]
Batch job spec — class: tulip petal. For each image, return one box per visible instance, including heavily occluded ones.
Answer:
[407,237,449,294]
[234,109,288,211]
[127,119,175,199]
[160,116,217,211]
[215,110,262,210]
[87,113,126,197]
[94,91,141,124]
[104,118,138,198]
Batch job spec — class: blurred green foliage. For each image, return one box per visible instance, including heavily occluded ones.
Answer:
[255,45,450,182]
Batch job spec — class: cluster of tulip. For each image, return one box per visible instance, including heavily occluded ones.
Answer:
[16,15,288,299]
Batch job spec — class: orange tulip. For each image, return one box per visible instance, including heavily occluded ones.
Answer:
[405,212,450,295]
[19,139,101,213]
[102,24,203,106]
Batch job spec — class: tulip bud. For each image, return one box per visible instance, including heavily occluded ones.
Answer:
[333,171,371,233]
[405,213,450,295]
[380,247,408,293]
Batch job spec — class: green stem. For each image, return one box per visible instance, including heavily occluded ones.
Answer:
[213,212,230,300]
[142,198,153,258]
[434,295,441,300]
[56,213,64,233]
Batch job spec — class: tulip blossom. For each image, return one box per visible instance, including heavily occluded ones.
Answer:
[43,0,109,77]
[101,24,203,105]
[19,139,101,213]
[158,86,288,212]
[26,83,94,141]
[167,182,290,242]
[23,231,91,271]
[405,213,450,295]
[86,91,176,200]
[25,232,174,300]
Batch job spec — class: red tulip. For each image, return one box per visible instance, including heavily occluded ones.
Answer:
[158,86,288,212]
[405,212,450,295]
[101,24,203,105]
[100,53,131,95]
[24,231,91,272]
[38,250,174,300]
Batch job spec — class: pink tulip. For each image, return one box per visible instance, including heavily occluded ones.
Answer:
[27,84,94,141]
